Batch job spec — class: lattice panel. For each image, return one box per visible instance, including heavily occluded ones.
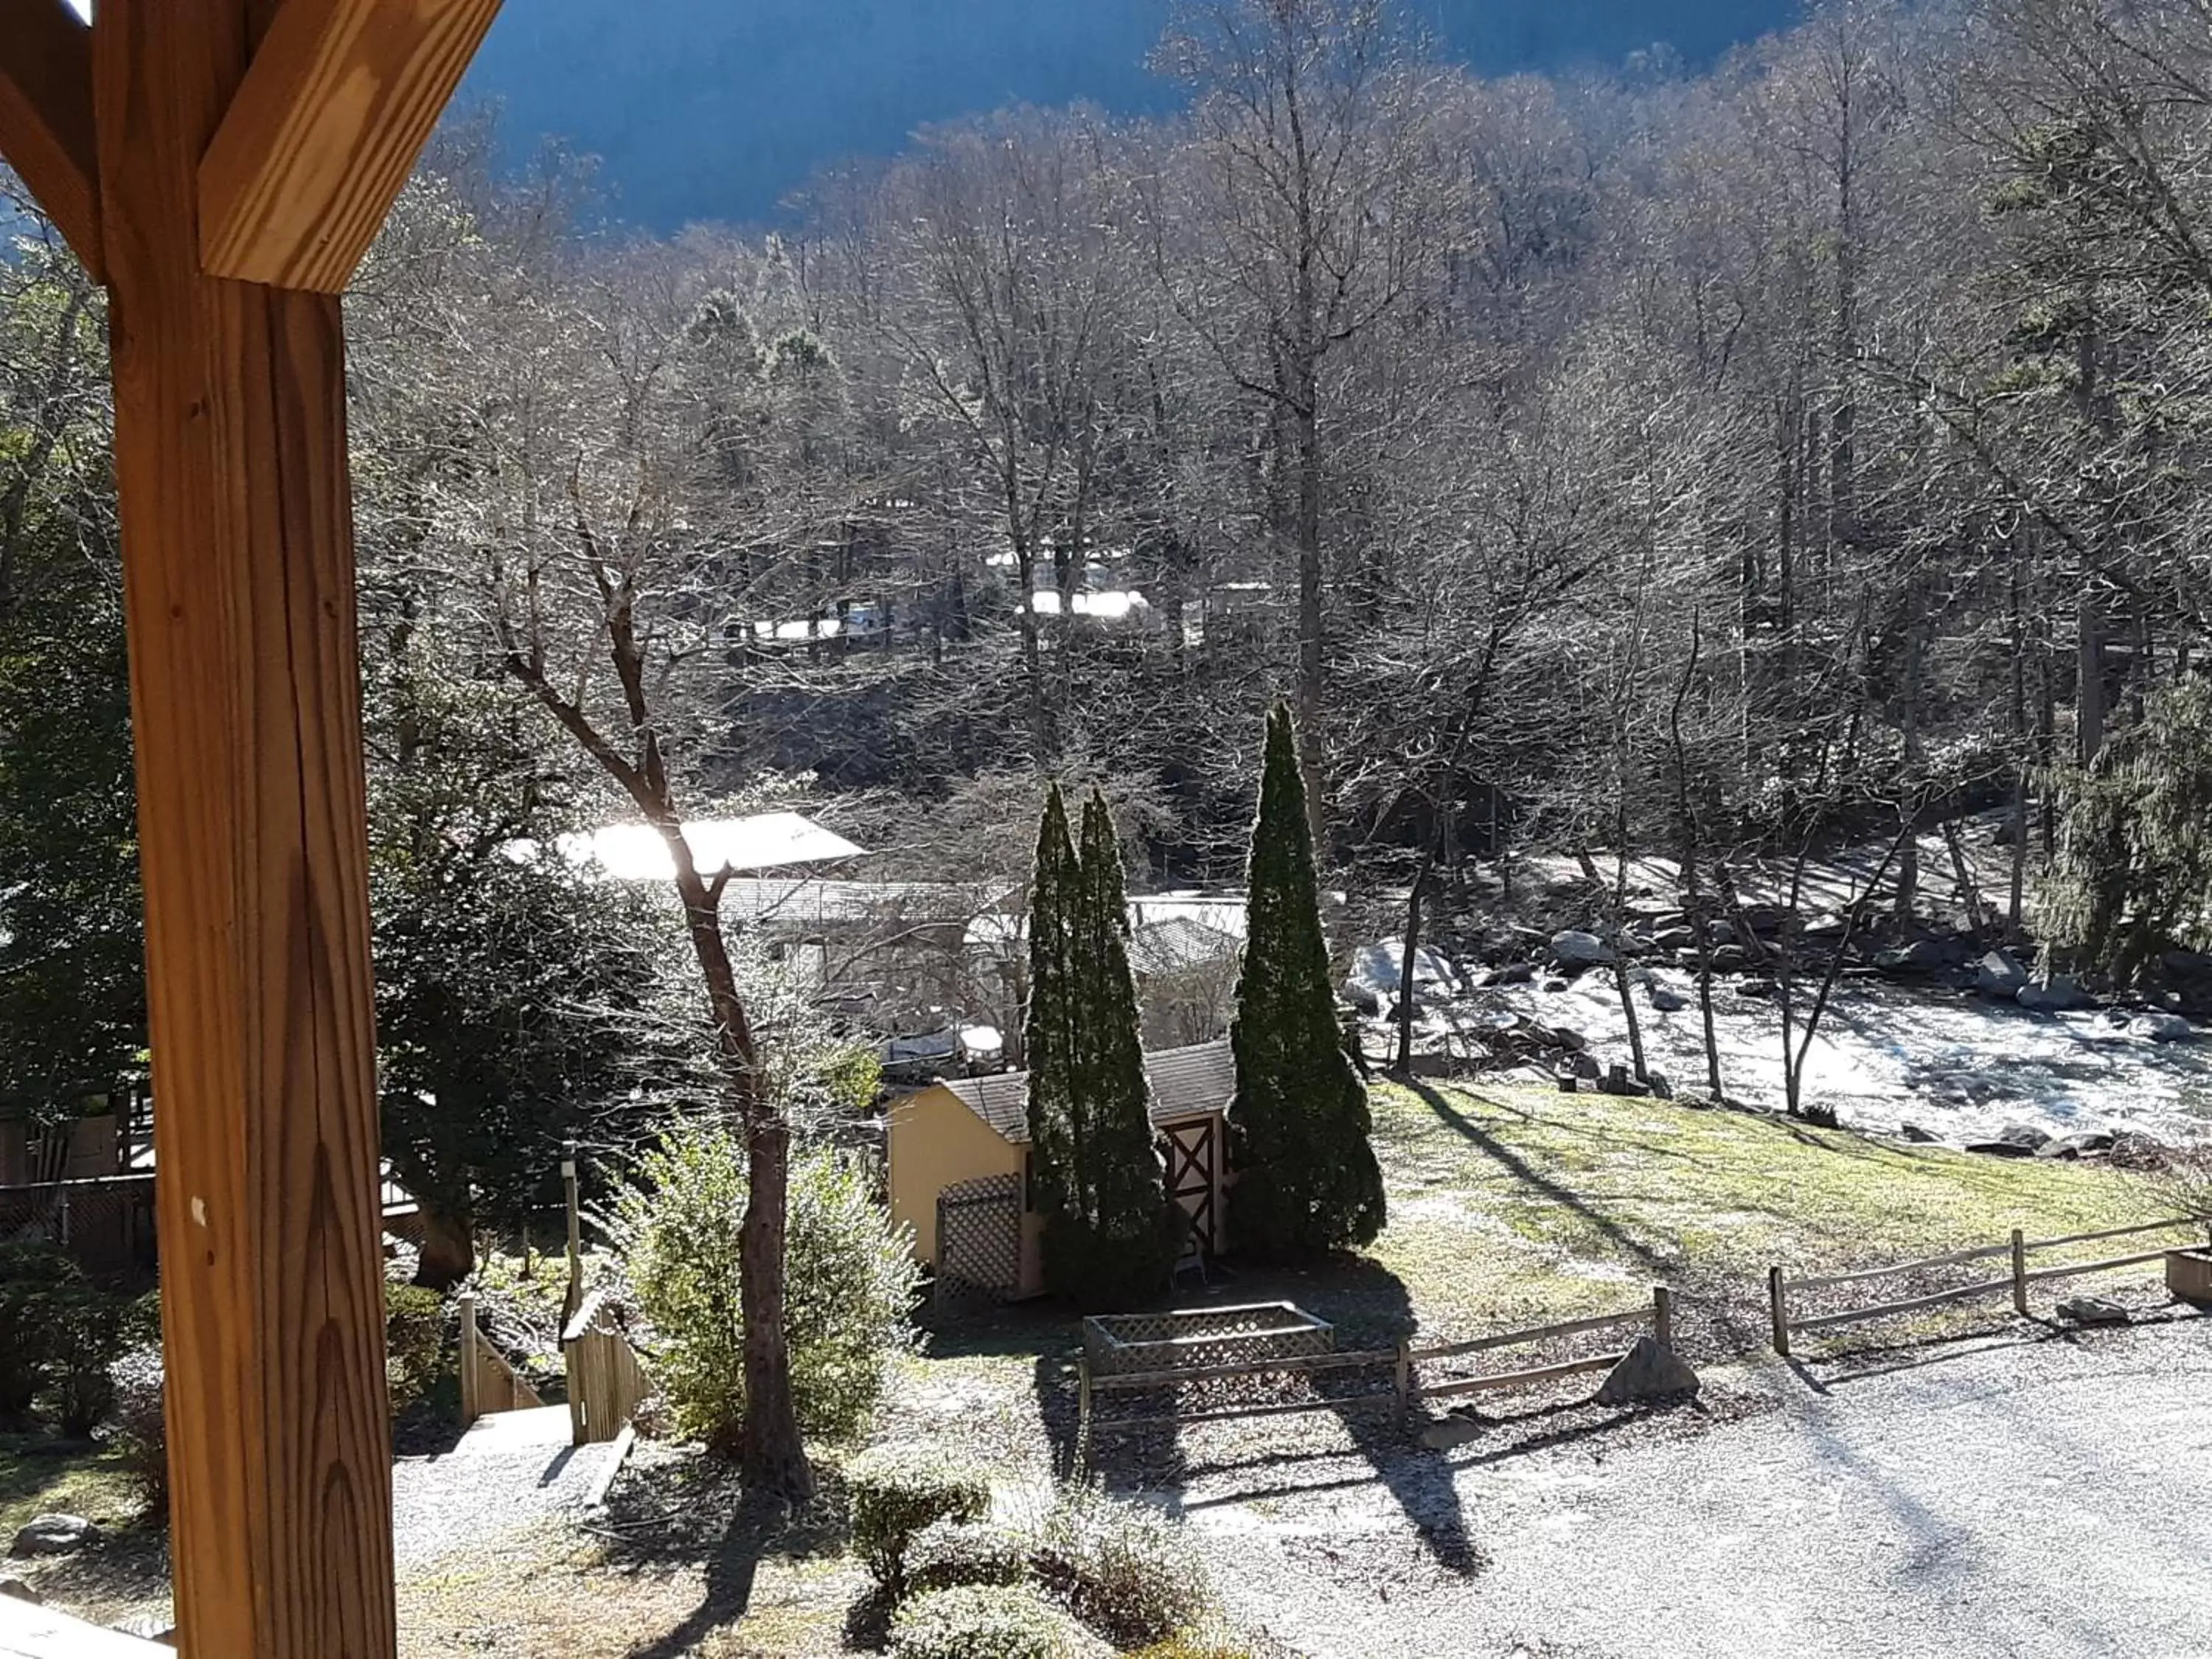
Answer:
[1083,1302,1334,1377]
[935,1172,1023,1313]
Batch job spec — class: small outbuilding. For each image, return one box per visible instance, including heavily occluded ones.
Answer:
[888,1039,1234,1299]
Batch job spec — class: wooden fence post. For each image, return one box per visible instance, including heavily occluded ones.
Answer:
[562,1141,584,1332]
[1394,1340,1411,1424]
[1653,1284,1674,1349]
[1767,1266,1790,1357]
[459,1291,480,1427]
[1075,1359,1093,1476]
[2011,1227,2029,1317]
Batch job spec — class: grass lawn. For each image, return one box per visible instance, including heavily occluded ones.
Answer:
[0,1430,139,1543]
[1366,1079,2170,1337]
[909,1079,2178,1406]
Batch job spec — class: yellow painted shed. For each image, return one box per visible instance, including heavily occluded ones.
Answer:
[888,1038,1234,1299]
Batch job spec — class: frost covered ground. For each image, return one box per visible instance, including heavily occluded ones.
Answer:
[1394,968,2212,1147]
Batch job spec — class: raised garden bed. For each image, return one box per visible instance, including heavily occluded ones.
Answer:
[1082,1301,1333,1378]
[2166,1247,2212,1307]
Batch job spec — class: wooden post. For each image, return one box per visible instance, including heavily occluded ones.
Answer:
[1653,1284,1674,1349]
[459,1293,480,1427]
[2011,1227,2029,1317]
[96,4,398,1653]
[561,1141,583,1332]
[1076,1360,1093,1475]
[1768,1265,1790,1357]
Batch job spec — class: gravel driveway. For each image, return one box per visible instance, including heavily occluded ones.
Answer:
[1180,1314,2212,1658]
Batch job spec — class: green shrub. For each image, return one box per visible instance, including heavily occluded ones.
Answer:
[1038,1486,1214,1649]
[888,1584,1107,1659]
[610,1127,920,1451]
[846,1444,992,1586]
[44,1281,125,1436]
[0,1242,129,1433]
[383,1282,446,1413]
[0,1242,77,1420]
[904,1517,1031,1596]
[109,1343,167,1519]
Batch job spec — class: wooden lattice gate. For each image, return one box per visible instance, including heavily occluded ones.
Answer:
[935,1172,1022,1313]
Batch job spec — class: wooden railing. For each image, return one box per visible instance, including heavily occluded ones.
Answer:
[457,1291,545,1425]
[562,1289,649,1446]
[1767,1216,2210,1357]
[1078,1287,1674,1461]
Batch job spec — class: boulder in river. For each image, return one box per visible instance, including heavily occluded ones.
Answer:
[1997,1122,2053,1152]
[2132,1011,2195,1043]
[1964,1140,2037,1158]
[2017,978,2096,1013]
[2036,1130,2118,1160]
[1482,961,1537,987]
[1549,929,1614,968]
[1973,950,2031,996]
[1875,938,1950,975]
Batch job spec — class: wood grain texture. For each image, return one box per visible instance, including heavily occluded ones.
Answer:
[96,0,397,1653]
[199,0,502,291]
[0,0,102,278]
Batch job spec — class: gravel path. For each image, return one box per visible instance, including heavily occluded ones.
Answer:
[392,1408,622,1572]
[1175,1314,2212,1658]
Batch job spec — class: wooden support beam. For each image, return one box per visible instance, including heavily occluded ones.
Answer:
[97,0,397,1653]
[0,0,103,279]
[199,0,503,291]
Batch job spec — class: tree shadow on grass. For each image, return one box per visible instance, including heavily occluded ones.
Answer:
[1405,1081,1671,1275]
[594,1453,853,1659]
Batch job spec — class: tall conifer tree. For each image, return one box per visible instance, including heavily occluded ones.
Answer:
[1229,703,1386,1258]
[1051,790,1173,1303]
[1024,785,1082,1220]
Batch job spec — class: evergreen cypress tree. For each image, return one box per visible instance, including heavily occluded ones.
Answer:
[1229,703,1386,1259]
[1047,790,1174,1304]
[1024,785,1082,1222]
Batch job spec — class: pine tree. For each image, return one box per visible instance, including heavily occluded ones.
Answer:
[1025,785,1082,1222]
[1048,790,1174,1304]
[1229,703,1386,1259]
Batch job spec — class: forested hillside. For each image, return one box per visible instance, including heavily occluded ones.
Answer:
[458,0,1792,224]
[10,0,2212,1103]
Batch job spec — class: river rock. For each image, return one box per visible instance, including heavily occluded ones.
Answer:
[1973,950,2031,996]
[1709,943,1749,973]
[2058,1295,2132,1326]
[1482,961,1537,987]
[1595,1335,1700,1405]
[0,1578,41,1604]
[2037,1130,2118,1160]
[1646,984,1689,1012]
[1997,1122,2053,1152]
[1964,1140,2037,1158]
[1550,929,1614,968]
[2132,1011,2195,1043]
[2017,977,2096,1013]
[1898,1123,1941,1144]
[1875,938,1950,975]
[11,1515,97,1558]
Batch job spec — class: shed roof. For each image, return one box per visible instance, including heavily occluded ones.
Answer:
[940,1039,1234,1142]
